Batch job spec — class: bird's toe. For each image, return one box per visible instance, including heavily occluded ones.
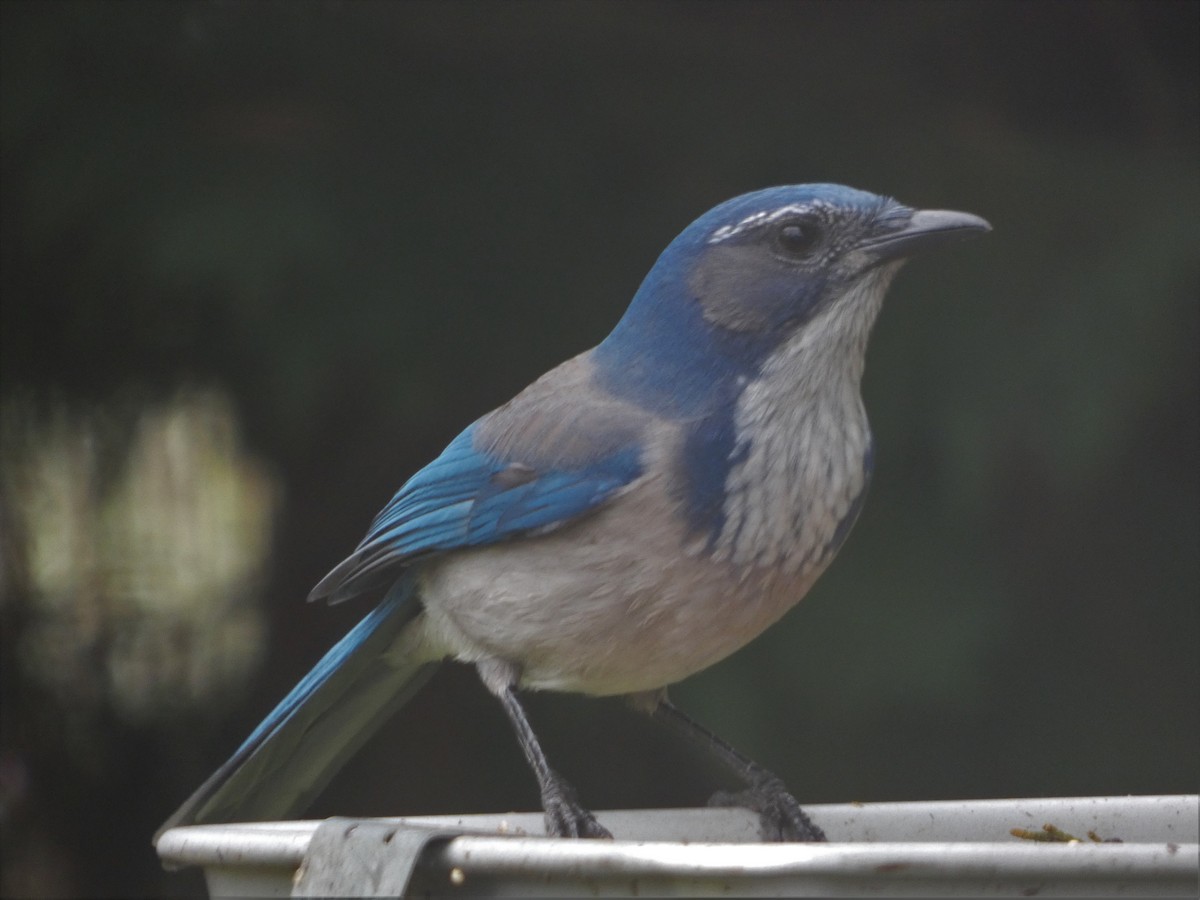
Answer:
[707,777,826,842]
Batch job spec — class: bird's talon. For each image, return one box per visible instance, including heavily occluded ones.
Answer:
[542,770,613,839]
[545,805,612,839]
[709,781,826,843]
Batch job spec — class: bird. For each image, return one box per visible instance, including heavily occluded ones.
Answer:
[156,183,989,844]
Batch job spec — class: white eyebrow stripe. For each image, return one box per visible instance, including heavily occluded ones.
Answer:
[708,202,828,244]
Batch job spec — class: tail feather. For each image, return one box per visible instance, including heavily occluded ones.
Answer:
[155,578,435,842]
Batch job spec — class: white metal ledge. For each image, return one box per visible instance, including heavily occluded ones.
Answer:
[155,795,1199,897]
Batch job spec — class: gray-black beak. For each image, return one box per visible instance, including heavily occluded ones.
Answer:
[862,209,991,263]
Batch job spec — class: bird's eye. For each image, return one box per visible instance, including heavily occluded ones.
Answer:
[775,221,821,258]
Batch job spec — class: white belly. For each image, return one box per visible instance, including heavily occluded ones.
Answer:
[415,474,828,696]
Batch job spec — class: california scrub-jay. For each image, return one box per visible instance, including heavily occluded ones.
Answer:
[157,184,989,843]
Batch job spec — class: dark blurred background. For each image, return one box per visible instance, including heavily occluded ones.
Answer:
[1,1,1196,896]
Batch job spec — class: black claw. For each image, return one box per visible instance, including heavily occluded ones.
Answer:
[491,683,613,839]
[648,699,827,843]
[542,769,613,839]
[709,776,826,842]
[545,805,613,839]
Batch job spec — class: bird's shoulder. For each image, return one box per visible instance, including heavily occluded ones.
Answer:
[308,351,661,603]
[474,350,661,468]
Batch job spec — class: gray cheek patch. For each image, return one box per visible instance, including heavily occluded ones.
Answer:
[688,245,825,334]
[689,246,773,331]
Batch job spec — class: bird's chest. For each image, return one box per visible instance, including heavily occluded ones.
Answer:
[698,369,873,577]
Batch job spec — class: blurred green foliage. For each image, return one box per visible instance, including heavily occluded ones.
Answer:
[1,1,1196,896]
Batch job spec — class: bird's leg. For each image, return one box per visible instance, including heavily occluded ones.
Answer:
[495,686,612,839]
[647,694,826,842]
[478,663,612,839]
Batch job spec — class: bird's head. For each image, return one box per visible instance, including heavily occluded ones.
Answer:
[596,184,989,414]
[682,184,989,333]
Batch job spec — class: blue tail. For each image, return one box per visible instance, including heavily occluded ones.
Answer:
[155,578,435,840]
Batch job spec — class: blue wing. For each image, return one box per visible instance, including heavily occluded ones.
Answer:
[308,420,643,604]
